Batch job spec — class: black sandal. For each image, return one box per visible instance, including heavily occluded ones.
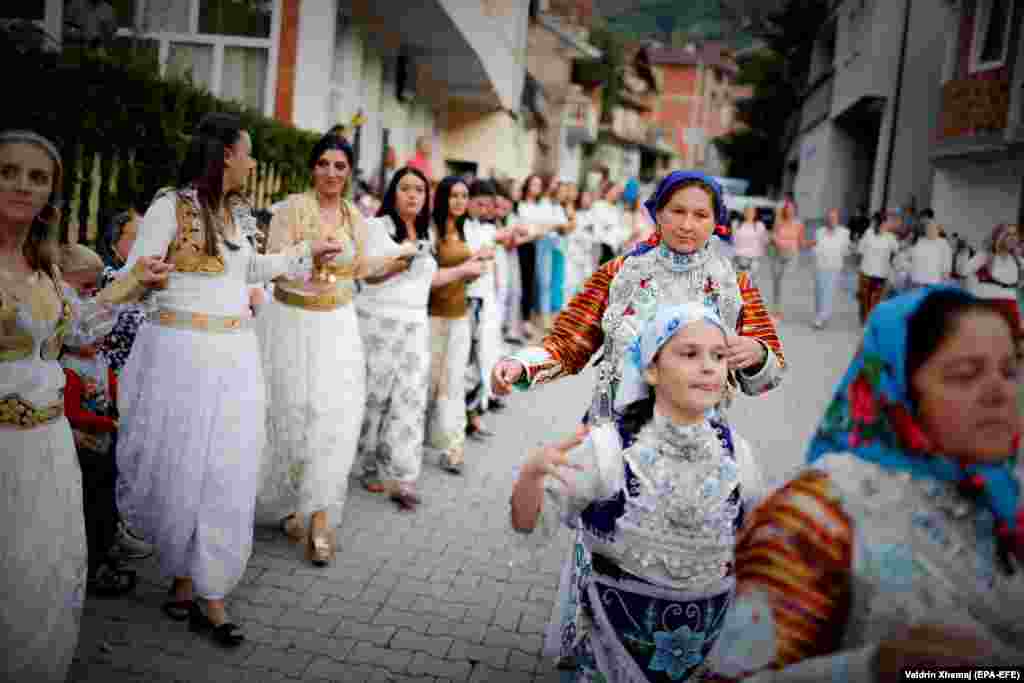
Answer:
[188,603,245,647]
[161,585,194,622]
[87,563,137,598]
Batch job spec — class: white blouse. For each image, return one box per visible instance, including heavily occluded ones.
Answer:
[123,193,310,318]
[908,237,953,285]
[963,251,1021,300]
[355,215,438,323]
[464,218,498,301]
[857,230,900,279]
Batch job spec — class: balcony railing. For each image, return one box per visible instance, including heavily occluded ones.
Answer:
[938,78,1011,139]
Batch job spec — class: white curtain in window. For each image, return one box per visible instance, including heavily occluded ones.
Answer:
[223,45,268,112]
[167,42,214,91]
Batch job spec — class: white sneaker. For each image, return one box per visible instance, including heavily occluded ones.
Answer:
[109,521,154,560]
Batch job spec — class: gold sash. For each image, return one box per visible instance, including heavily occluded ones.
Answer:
[0,395,64,430]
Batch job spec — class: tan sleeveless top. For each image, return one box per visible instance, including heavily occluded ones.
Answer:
[428,228,472,319]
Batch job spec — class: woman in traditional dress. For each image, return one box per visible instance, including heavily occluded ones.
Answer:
[959,222,1023,336]
[0,129,169,681]
[857,212,900,324]
[357,166,436,510]
[115,113,344,645]
[511,302,766,682]
[255,133,411,565]
[492,170,786,672]
[708,287,1024,680]
[426,176,488,473]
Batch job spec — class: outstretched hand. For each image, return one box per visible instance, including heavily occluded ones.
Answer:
[520,433,587,488]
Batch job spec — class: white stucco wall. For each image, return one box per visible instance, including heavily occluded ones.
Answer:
[931,160,1024,246]
[293,0,339,133]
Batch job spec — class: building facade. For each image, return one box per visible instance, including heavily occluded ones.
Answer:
[929,0,1024,244]
[784,0,953,225]
[648,42,752,176]
[13,0,531,189]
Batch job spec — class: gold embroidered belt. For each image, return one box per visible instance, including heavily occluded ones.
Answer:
[153,309,247,333]
[0,395,64,430]
[273,284,353,312]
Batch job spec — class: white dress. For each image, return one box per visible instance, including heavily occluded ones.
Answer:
[116,189,311,600]
[0,267,129,681]
[255,194,366,529]
[464,217,502,411]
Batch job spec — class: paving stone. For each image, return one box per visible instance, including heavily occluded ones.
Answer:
[304,656,392,682]
[507,648,542,673]
[410,597,469,621]
[406,652,473,680]
[333,620,396,645]
[469,664,534,683]
[373,607,432,632]
[483,627,542,655]
[257,570,317,593]
[518,613,550,635]
[390,628,456,658]
[319,597,382,622]
[242,645,315,677]
[447,640,510,669]
[289,630,356,660]
[309,578,367,600]
[527,585,558,604]
[276,607,343,633]
[345,642,413,672]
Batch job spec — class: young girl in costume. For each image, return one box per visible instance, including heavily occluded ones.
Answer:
[511,302,765,682]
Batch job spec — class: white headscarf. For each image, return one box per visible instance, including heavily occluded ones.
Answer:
[615,302,728,412]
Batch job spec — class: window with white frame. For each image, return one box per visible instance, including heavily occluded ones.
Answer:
[89,0,279,114]
[971,0,1014,72]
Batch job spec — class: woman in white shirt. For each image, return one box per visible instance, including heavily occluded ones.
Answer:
[356,167,438,510]
[807,209,850,329]
[906,221,953,287]
[856,214,900,324]
[566,189,597,298]
[116,114,344,646]
[960,222,1023,334]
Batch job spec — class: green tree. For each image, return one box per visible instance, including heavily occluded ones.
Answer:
[713,0,829,195]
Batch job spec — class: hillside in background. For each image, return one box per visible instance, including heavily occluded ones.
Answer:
[592,0,756,49]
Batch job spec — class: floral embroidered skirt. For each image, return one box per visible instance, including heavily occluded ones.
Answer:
[573,559,734,683]
[0,418,87,682]
[255,300,366,528]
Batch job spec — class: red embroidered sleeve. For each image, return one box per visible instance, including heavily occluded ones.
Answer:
[708,471,854,681]
[539,255,627,376]
[736,270,785,368]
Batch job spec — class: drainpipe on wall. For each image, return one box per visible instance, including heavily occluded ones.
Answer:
[881,0,913,211]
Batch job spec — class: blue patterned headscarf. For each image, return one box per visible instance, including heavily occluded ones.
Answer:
[643,171,728,232]
[616,302,728,412]
[807,286,1021,533]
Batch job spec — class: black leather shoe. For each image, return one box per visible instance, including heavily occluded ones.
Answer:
[189,603,245,647]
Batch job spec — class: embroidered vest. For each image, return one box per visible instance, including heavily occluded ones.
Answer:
[161,188,227,275]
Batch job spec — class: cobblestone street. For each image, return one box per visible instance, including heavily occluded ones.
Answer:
[69,258,861,683]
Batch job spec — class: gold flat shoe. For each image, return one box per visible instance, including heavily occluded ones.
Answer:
[280,514,307,544]
[306,527,335,567]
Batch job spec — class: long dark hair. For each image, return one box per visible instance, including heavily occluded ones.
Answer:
[377,166,431,243]
[432,176,469,243]
[309,132,355,227]
[178,112,244,258]
[520,173,544,203]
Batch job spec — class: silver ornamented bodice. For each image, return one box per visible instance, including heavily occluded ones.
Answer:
[591,243,742,423]
[586,415,742,590]
[816,453,1024,652]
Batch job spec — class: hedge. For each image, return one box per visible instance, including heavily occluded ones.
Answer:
[0,28,321,244]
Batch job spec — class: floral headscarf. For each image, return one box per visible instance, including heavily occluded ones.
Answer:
[616,302,728,412]
[807,285,1022,546]
[643,171,729,242]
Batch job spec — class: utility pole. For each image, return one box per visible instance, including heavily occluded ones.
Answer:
[881,0,912,212]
